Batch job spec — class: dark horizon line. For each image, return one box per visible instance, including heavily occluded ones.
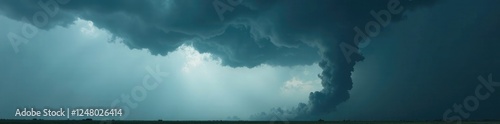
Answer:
[2,118,500,122]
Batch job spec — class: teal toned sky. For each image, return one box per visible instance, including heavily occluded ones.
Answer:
[1,0,500,121]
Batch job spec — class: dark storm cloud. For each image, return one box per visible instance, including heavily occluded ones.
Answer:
[244,0,439,119]
[316,0,500,120]
[0,0,75,28]
[0,0,437,120]
[192,26,320,67]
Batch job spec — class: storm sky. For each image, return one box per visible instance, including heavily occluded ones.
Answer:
[1,0,500,121]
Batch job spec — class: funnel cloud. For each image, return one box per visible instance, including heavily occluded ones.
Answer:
[2,0,500,121]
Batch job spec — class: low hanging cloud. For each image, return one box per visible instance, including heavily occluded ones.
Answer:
[0,0,437,120]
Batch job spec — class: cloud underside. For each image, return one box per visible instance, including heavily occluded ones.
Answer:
[0,0,437,120]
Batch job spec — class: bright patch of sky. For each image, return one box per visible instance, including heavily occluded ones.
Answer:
[0,16,322,120]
